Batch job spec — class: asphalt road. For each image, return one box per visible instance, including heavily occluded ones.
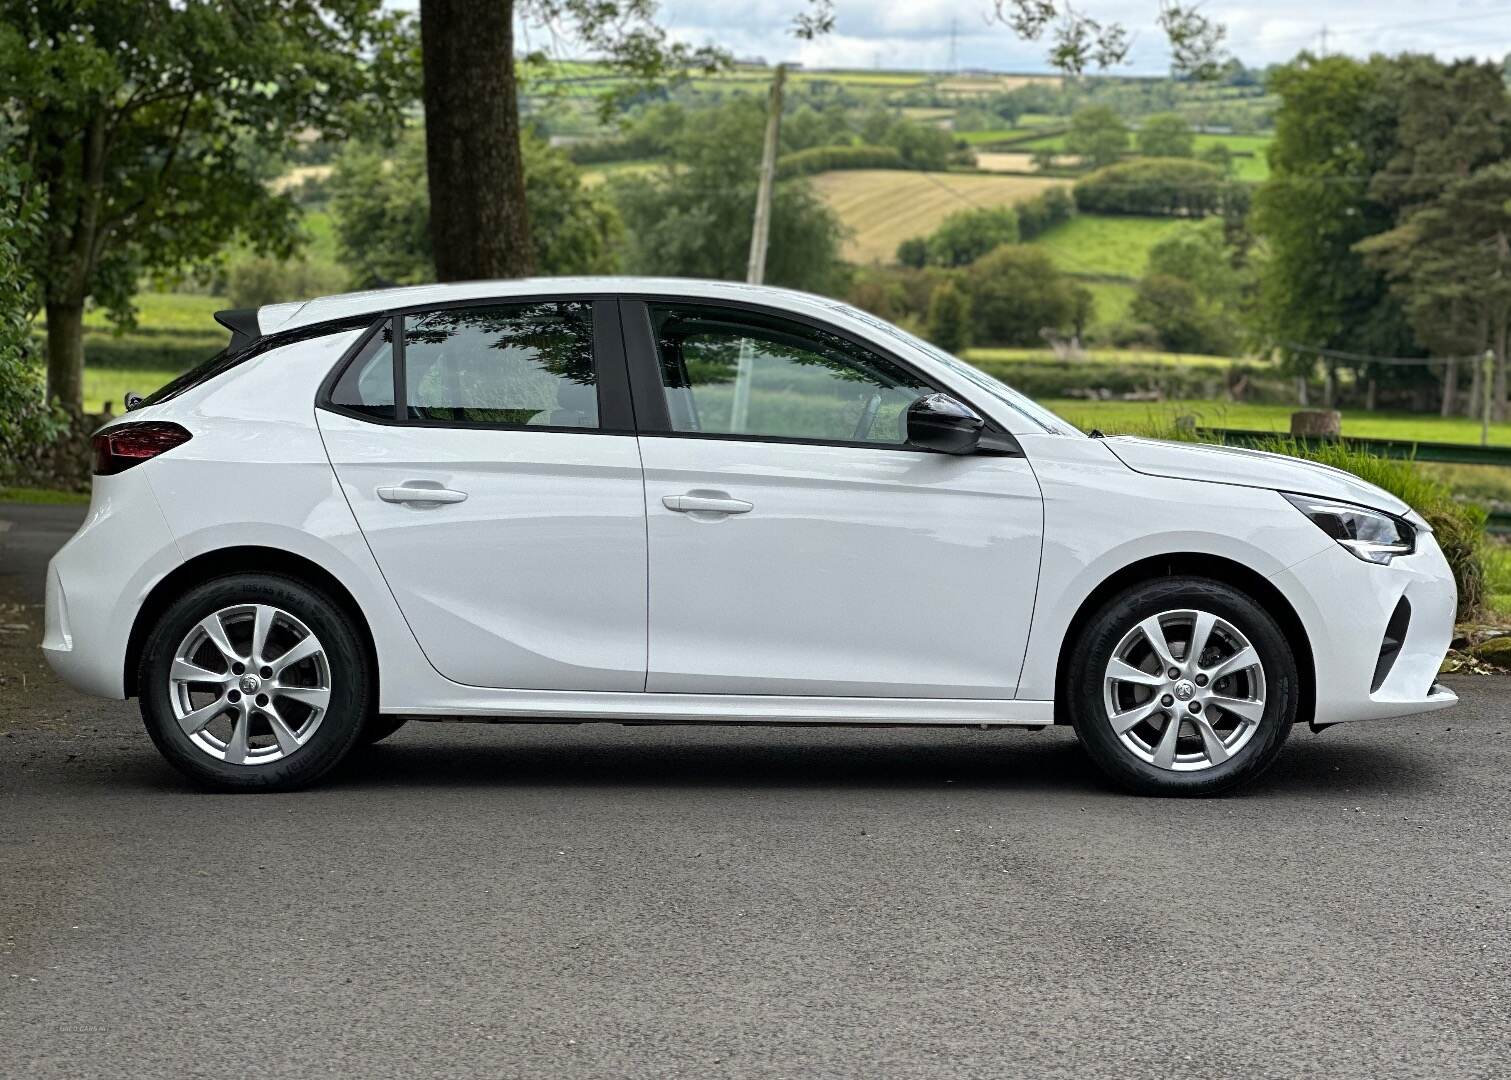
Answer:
[2,503,1508,1079]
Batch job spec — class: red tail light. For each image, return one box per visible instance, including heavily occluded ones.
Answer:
[92,422,193,476]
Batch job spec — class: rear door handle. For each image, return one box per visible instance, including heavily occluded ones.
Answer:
[662,494,754,515]
[377,484,469,505]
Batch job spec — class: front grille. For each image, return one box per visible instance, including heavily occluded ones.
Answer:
[1371,597,1412,693]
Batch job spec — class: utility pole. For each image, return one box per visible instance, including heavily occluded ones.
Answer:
[1483,349,1494,447]
[1319,24,1328,56]
[948,17,958,73]
[746,62,786,286]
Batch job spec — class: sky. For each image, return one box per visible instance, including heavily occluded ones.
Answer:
[388,1,1511,75]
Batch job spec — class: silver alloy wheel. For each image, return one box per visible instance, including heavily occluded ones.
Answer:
[1102,608,1266,772]
[168,604,332,766]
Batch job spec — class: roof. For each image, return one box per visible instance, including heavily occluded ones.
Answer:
[255,276,848,336]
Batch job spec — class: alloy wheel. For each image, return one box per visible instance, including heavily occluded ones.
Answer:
[1101,608,1266,772]
[167,604,332,766]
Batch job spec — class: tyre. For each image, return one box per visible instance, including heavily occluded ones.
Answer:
[138,574,372,792]
[1066,576,1298,796]
[359,714,410,746]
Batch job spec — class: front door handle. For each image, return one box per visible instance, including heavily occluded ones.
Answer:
[377,484,469,505]
[662,494,754,515]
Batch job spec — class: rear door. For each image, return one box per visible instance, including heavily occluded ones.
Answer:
[624,299,1044,699]
[317,299,647,692]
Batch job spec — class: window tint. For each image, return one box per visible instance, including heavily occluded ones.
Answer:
[649,304,927,445]
[328,322,395,420]
[404,302,597,428]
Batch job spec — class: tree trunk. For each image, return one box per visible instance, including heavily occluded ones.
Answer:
[1440,356,1457,417]
[1365,374,1377,412]
[419,0,533,281]
[45,297,86,411]
[1496,311,1510,423]
[1321,363,1335,408]
[1295,374,1308,407]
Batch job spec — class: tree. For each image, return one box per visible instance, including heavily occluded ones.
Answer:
[1137,113,1195,158]
[1065,106,1128,169]
[0,1,412,411]
[610,98,848,295]
[925,206,1019,267]
[925,280,972,353]
[417,1,832,282]
[962,245,1084,346]
[1251,54,1415,394]
[989,1,1227,79]
[0,150,61,476]
[330,131,622,287]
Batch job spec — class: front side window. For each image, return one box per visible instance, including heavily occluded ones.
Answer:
[404,302,598,428]
[648,304,928,446]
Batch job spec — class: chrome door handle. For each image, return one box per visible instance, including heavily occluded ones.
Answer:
[662,494,754,515]
[376,484,469,505]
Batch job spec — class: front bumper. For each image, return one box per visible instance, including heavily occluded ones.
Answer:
[1270,531,1458,726]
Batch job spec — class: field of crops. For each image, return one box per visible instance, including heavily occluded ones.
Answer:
[809,170,1070,264]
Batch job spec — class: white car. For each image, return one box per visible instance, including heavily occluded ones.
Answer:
[43,278,1458,795]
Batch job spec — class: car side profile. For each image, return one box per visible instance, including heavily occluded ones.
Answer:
[43,277,1458,795]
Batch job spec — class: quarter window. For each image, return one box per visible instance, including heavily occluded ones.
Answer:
[404,302,598,428]
[648,304,928,446]
[328,323,396,421]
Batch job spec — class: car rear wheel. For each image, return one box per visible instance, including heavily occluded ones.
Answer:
[1067,576,1298,796]
[138,574,371,792]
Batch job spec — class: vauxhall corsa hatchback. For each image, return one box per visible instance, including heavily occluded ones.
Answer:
[43,278,1458,795]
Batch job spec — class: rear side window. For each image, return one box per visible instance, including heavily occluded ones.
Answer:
[328,323,396,421]
[405,302,597,428]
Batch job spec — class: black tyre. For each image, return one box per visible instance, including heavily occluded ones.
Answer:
[359,714,410,746]
[1066,576,1298,796]
[138,574,372,792]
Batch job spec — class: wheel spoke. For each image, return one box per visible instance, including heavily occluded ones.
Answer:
[1109,699,1162,734]
[250,605,276,666]
[198,613,241,666]
[1193,715,1230,765]
[177,696,230,736]
[1106,658,1163,688]
[1138,616,1180,672]
[1188,611,1217,668]
[222,710,250,765]
[1209,694,1264,725]
[171,658,230,686]
[273,685,329,712]
[1207,646,1258,681]
[1151,713,1183,769]
[264,705,303,756]
[269,635,321,676]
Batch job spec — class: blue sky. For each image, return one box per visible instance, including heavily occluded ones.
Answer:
[388,2,1511,74]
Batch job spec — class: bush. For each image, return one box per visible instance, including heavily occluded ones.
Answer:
[925,280,971,353]
[1074,158,1240,217]
[926,206,1019,267]
[776,144,904,179]
[895,236,928,269]
[225,254,349,309]
[1065,106,1128,169]
[962,246,1086,346]
[1015,187,1074,240]
[1130,273,1237,355]
[1136,113,1195,158]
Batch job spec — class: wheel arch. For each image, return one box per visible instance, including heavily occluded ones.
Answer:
[1053,552,1314,727]
[124,546,379,699]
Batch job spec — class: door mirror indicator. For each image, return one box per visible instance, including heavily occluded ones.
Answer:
[906,393,985,455]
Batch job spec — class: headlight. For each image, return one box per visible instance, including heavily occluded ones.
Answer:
[1283,493,1416,565]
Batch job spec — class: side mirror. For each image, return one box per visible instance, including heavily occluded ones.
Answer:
[906,393,984,455]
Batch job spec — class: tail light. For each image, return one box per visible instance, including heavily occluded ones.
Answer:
[91,422,193,476]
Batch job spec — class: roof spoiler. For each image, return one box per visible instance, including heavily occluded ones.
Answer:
[214,308,261,352]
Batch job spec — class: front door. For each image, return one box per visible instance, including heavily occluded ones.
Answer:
[317,299,647,692]
[629,301,1044,699]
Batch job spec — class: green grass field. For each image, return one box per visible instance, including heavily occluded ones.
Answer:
[80,291,223,334]
[1008,132,1271,180]
[1028,214,1183,279]
[1039,398,1511,447]
[966,346,1236,370]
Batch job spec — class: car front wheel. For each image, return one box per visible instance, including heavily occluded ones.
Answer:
[1067,576,1298,796]
[138,574,372,792]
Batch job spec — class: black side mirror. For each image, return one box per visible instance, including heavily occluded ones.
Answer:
[906,393,984,455]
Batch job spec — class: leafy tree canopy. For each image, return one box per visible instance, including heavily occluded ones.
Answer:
[1136,113,1195,158]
